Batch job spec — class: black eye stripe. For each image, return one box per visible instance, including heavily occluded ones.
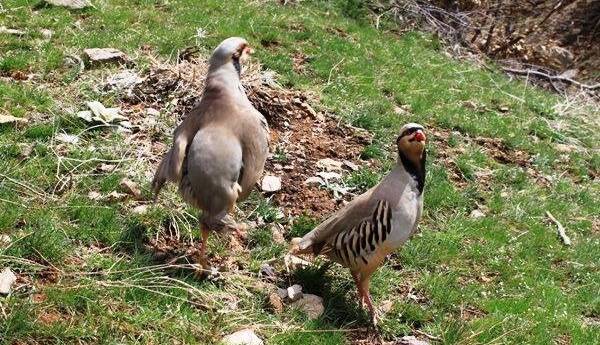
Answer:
[400,127,422,138]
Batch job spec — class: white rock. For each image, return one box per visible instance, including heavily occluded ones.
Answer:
[316,171,342,181]
[40,29,53,39]
[106,70,143,90]
[0,26,25,36]
[56,133,79,144]
[45,0,92,9]
[469,209,485,219]
[304,176,325,186]
[261,175,281,193]
[284,254,311,271]
[292,294,324,319]
[83,48,126,63]
[88,191,102,200]
[221,329,263,345]
[287,284,303,302]
[146,108,160,117]
[343,160,359,171]
[399,336,430,345]
[0,115,28,124]
[317,158,343,171]
[132,205,148,215]
[0,268,17,295]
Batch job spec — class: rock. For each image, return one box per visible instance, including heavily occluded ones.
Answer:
[106,191,127,201]
[40,29,53,39]
[555,143,577,153]
[87,191,102,200]
[0,26,26,36]
[0,234,11,248]
[304,176,325,186]
[261,175,281,193]
[106,70,143,90]
[96,163,116,173]
[132,204,148,215]
[268,292,284,314]
[45,0,92,9]
[146,108,160,117]
[292,294,324,319]
[270,225,285,244]
[55,133,79,144]
[287,284,303,302]
[343,160,359,171]
[276,287,288,300]
[83,48,127,65]
[0,268,17,296]
[258,263,276,282]
[316,171,342,181]
[317,158,343,171]
[284,254,311,270]
[399,336,430,345]
[469,209,485,219]
[221,329,263,345]
[0,115,28,124]
[120,178,141,198]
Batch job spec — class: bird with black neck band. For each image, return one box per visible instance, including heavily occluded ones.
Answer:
[291,123,427,325]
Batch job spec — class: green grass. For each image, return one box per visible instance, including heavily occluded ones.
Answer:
[1,0,599,344]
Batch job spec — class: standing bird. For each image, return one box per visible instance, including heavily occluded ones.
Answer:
[291,123,427,324]
[152,37,269,271]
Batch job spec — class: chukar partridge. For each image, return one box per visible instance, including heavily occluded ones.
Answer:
[291,123,427,324]
[152,37,269,270]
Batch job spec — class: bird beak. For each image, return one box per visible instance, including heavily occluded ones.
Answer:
[413,130,426,142]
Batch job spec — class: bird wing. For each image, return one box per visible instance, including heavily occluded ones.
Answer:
[293,187,379,255]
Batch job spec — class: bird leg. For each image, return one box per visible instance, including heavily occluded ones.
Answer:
[358,278,379,326]
[197,225,211,273]
[352,272,366,308]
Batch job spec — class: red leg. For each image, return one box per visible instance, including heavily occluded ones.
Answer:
[197,225,210,272]
[358,278,379,325]
[352,272,366,307]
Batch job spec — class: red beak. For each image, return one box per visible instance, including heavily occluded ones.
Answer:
[414,130,426,142]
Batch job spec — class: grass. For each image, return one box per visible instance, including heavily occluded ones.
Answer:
[1,0,599,344]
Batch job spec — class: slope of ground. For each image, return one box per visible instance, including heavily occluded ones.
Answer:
[1,0,599,344]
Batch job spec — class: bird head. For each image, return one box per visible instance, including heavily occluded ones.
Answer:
[208,37,254,77]
[396,123,426,161]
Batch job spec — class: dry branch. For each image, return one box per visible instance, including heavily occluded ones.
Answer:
[502,67,600,90]
[546,211,572,246]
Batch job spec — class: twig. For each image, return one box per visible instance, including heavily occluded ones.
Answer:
[502,67,600,90]
[546,211,572,246]
[414,329,441,341]
[326,57,345,85]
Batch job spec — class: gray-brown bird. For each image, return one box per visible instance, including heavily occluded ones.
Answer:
[291,123,427,324]
[152,37,269,270]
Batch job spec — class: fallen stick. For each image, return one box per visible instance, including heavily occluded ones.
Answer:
[546,211,572,246]
[502,67,600,90]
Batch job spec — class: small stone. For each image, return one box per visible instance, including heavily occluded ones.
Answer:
[55,133,79,144]
[261,175,281,193]
[146,108,160,117]
[84,48,127,64]
[343,160,359,171]
[106,70,143,90]
[292,294,324,319]
[132,205,148,214]
[317,158,343,171]
[555,143,577,153]
[221,329,263,345]
[304,176,325,186]
[96,163,116,173]
[271,225,285,244]
[268,292,284,314]
[106,191,127,201]
[45,0,92,9]
[120,178,141,198]
[287,284,303,302]
[470,209,485,219]
[0,234,11,248]
[87,191,102,200]
[399,336,430,345]
[316,171,342,181]
[276,288,288,300]
[258,263,276,282]
[0,268,17,296]
[40,29,53,39]
[0,26,26,36]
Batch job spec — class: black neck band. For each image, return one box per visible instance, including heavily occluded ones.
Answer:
[399,150,426,194]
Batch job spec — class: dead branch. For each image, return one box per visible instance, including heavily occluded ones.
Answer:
[502,67,600,90]
[546,211,572,246]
